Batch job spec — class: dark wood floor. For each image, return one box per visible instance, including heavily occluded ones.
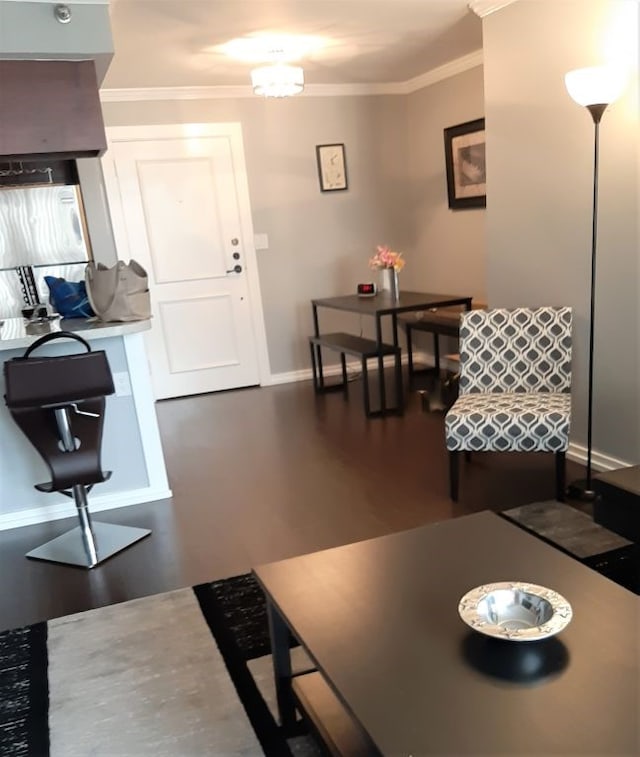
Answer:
[0,377,583,631]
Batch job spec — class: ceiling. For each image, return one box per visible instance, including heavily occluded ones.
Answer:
[103,0,483,90]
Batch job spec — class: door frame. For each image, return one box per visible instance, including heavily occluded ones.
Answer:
[101,122,272,389]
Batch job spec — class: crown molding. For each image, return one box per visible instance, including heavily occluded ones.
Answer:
[403,49,483,93]
[467,0,518,17]
[100,85,253,102]
[100,49,484,103]
[0,0,108,3]
[99,82,406,102]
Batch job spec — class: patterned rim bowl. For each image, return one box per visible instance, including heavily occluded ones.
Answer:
[458,581,573,642]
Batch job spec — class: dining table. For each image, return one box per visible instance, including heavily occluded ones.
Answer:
[311,290,473,411]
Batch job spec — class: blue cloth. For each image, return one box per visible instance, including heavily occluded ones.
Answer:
[44,276,95,319]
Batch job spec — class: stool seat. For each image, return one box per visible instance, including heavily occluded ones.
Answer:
[3,331,151,568]
[35,471,111,494]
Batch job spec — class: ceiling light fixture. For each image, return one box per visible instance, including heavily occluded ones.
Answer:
[220,34,324,63]
[251,64,304,98]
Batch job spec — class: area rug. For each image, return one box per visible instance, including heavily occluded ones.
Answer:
[501,500,639,594]
[0,577,320,757]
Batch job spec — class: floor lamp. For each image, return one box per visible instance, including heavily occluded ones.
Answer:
[564,65,627,500]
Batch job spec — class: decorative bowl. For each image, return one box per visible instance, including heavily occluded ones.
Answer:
[458,582,573,642]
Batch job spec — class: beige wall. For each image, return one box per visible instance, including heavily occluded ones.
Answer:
[100,70,485,376]
[406,65,486,300]
[483,0,639,464]
[101,95,410,374]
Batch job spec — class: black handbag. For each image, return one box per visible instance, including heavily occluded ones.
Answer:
[4,331,115,409]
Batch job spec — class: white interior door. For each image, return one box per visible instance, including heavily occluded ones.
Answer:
[104,124,268,400]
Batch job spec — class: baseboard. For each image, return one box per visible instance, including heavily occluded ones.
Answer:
[267,350,448,386]
[0,486,173,532]
[267,366,317,385]
[566,443,633,474]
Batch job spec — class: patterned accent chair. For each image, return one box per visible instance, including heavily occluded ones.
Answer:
[444,307,572,502]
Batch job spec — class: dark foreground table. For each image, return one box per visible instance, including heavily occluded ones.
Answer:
[253,511,639,756]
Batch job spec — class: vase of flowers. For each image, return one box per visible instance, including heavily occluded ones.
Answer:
[369,245,405,302]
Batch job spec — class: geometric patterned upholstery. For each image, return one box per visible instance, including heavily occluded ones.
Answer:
[445,392,571,452]
[446,307,572,454]
[459,307,572,394]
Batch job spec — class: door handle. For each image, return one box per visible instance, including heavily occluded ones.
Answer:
[226,264,242,274]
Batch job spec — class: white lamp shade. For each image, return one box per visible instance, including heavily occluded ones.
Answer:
[251,65,304,97]
[564,65,628,106]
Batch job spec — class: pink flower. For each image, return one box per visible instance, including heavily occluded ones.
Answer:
[369,245,406,272]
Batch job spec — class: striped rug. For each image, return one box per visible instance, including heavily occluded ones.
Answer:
[0,575,320,757]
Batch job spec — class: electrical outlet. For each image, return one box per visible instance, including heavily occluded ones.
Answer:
[113,372,132,397]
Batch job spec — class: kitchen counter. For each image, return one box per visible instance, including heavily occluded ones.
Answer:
[0,316,151,351]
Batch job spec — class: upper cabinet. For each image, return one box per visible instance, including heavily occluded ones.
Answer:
[0,60,107,160]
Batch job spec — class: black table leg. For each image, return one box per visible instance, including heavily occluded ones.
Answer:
[266,598,297,729]
[376,315,386,414]
[394,349,403,415]
[311,304,326,389]
[406,323,415,385]
[362,357,371,416]
[391,312,404,413]
[309,342,319,391]
[340,352,348,397]
[433,333,441,374]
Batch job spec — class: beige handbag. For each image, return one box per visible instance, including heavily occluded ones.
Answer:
[85,260,151,323]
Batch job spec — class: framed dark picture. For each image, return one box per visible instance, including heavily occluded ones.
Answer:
[316,143,348,192]
[443,118,486,209]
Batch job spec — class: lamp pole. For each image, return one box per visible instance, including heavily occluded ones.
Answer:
[564,66,627,501]
[573,104,606,498]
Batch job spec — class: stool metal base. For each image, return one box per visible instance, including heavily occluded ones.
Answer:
[26,522,151,568]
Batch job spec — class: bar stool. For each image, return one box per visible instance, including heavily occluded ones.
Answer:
[3,331,151,568]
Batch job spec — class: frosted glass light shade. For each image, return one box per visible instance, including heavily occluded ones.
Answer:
[251,65,304,97]
[564,65,628,106]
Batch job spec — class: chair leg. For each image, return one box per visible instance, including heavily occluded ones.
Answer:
[464,451,472,463]
[555,451,566,502]
[433,334,440,374]
[449,451,460,502]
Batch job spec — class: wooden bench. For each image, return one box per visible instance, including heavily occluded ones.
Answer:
[400,301,486,385]
[309,332,403,417]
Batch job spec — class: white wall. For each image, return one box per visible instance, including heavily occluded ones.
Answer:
[483,0,639,465]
